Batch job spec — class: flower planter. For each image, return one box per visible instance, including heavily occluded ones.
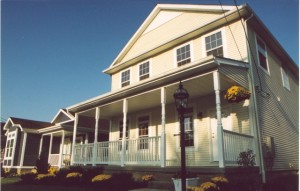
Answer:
[224,85,251,103]
[172,178,200,191]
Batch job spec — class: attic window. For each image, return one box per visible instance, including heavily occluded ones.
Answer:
[121,69,130,87]
[205,31,223,57]
[281,67,290,90]
[176,44,191,66]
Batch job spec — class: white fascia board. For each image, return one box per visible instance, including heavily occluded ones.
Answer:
[51,109,75,124]
[3,118,14,131]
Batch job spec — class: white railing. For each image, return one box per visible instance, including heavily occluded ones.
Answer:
[73,136,161,166]
[126,136,160,165]
[73,143,94,164]
[49,154,60,166]
[223,130,255,162]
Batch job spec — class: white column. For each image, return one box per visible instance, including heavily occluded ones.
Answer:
[121,99,128,167]
[48,133,53,164]
[71,113,78,165]
[39,135,44,156]
[213,71,225,168]
[58,130,65,168]
[93,107,100,166]
[160,87,166,167]
[20,132,27,168]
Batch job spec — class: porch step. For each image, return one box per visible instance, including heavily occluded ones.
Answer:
[148,180,174,191]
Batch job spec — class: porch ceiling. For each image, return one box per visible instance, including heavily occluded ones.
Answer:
[78,72,234,118]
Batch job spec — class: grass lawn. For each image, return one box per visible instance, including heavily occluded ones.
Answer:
[1,177,102,191]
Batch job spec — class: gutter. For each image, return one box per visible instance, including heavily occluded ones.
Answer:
[243,13,266,183]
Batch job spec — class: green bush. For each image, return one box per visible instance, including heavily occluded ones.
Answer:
[109,172,135,191]
[35,173,56,185]
[35,150,50,174]
[81,166,104,185]
[20,172,37,184]
[65,172,82,185]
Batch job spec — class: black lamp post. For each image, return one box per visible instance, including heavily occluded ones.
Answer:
[173,81,189,191]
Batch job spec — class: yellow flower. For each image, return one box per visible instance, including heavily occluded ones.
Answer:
[141,174,154,182]
[200,182,219,191]
[224,85,250,103]
[187,186,204,191]
[31,169,38,174]
[66,172,82,178]
[48,167,59,175]
[91,174,112,182]
[35,173,55,180]
[211,176,229,184]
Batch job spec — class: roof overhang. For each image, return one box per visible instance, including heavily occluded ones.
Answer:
[68,56,248,113]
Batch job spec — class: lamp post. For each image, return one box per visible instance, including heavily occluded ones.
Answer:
[173,81,189,191]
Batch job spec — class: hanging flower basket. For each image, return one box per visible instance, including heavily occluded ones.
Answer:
[224,85,251,103]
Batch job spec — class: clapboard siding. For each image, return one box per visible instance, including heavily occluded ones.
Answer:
[247,25,299,170]
[219,65,249,89]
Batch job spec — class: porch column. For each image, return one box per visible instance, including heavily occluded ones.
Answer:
[71,113,78,165]
[58,130,65,168]
[93,107,100,166]
[48,133,53,164]
[39,135,44,156]
[20,132,27,168]
[121,99,128,167]
[213,71,225,168]
[160,87,166,167]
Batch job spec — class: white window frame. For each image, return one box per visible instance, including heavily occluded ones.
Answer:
[202,28,227,58]
[281,67,290,91]
[136,114,151,150]
[255,35,270,74]
[3,131,17,167]
[120,68,131,88]
[174,41,194,67]
[138,60,151,81]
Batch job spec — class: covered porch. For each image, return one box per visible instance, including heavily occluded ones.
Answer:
[69,57,259,168]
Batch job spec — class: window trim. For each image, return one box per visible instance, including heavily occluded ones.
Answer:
[281,67,291,91]
[120,68,131,88]
[202,28,226,58]
[136,114,151,150]
[3,130,18,167]
[138,60,151,81]
[255,35,270,74]
[174,41,194,67]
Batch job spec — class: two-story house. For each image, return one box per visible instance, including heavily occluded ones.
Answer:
[65,3,298,182]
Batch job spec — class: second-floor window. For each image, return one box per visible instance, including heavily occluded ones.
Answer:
[205,31,223,57]
[281,67,290,90]
[138,116,149,149]
[256,36,269,73]
[139,61,149,80]
[121,69,130,87]
[176,44,191,66]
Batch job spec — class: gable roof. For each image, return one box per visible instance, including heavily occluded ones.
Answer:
[103,4,238,74]
[51,108,75,124]
[103,3,298,77]
[3,117,52,132]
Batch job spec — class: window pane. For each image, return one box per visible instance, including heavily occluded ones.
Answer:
[177,44,191,66]
[206,31,223,57]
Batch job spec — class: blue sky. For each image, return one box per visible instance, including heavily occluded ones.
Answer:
[1,0,299,122]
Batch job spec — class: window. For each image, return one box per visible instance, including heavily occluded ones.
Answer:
[256,36,269,72]
[139,61,150,80]
[281,67,290,90]
[3,132,16,166]
[205,31,223,57]
[119,120,129,150]
[121,70,130,87]
[176,44,191,66]
[183,115,194,147]
[138,116,149,149]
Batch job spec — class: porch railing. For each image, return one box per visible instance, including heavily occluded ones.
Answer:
[223,130,255,162]
[73,136,161,165]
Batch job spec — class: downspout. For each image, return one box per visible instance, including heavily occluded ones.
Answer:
[244,14,266,183]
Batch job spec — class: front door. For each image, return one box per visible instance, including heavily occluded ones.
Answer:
[209,109,232,161]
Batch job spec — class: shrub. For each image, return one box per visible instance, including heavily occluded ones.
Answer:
[48,166,59,175]
[81,166,104,185]
[35,173,56,184]
[110,172,135,191]
[200,182,219,191]
[20,172,37,184]
[141,174,154,182]
[65,172,82,185]
[187,187,204,191]
[35,150,50,174]
[91,174,112,182]
[211,176,229,190]
[237,149,256,167]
